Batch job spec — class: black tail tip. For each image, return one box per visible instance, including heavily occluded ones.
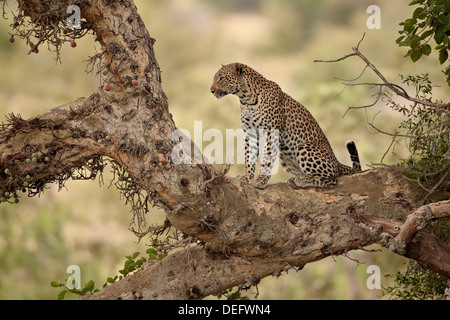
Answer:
[345,140,361,171]
[346,140,356,150]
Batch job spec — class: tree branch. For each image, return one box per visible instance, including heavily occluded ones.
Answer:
[80,170,450,299]
[390,201,450,252]
[314,33,450,110]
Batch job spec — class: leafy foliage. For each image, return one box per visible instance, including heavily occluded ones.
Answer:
[397,75,449,177]
[51,246,168,300]
[396,0,450,85]
[380,28,450,298]
[213,287,250,300]
[51,278,98,300]
[51,245,250,300]
[378,73,449,197]
[381,261,448,300]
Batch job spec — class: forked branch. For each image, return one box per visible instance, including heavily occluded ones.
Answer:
[314,33,450,110]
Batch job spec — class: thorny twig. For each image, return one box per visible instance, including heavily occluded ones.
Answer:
[3,2,91,63]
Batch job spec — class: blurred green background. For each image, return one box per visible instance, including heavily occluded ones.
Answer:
[0,0,448,299]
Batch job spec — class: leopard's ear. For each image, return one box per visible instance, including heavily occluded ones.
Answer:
[234,63,244,76]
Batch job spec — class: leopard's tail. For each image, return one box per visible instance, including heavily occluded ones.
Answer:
[345,140,361,172]
[338,140,361,176]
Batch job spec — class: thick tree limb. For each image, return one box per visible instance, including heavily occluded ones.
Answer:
[1,1,449,300]
[354,200,450,279]
[80,170,450,299]
[390,201,450,254]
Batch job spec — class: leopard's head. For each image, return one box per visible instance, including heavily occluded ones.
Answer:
[210,63,246,99]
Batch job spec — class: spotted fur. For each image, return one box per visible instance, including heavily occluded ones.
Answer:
[210,62,361,189]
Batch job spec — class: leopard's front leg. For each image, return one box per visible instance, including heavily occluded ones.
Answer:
[243,128,259,182]
[252,128,279,189]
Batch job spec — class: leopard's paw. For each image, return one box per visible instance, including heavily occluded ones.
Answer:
[250,175,270,189]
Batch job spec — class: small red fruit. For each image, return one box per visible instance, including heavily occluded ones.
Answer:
[104,84,111,91]
[70,41,77,48]
[226,177,231,183]
[157,153,166,164]
[9,36,14,43]
[131,79,138,86]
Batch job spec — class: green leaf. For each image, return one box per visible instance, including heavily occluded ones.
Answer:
[410,49,423,62]
[50,281,60,288]
[420,44,432,55]
[404,18,417,33]
[434,26,446,44]
[398,37,412,47]
[57,290,67,300]
[85,280,95,290]
[439,48,448,64]
[410,34,421,47]
[107,277,116,284]
[158,253,168,260]
[124,259,132,268]
[419,29,434,40]
[437,14,449,25]
[412,7,425,20]
[396,35,405,44]
[132,251,140,259]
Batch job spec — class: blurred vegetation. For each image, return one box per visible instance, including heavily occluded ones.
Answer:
[0,0,448,299]
[381,260,448,300]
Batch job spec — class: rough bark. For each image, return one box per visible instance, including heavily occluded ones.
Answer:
[1,0,449,300]
[80,170,449,300]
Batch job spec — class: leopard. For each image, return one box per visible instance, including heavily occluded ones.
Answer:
[210,62,361,189]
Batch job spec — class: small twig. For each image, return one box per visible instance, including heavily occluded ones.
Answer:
[343,86,383,117]
[423,169,450,203]
[336,64,369,83]
[314,52,357,64]
[203,164,232,185]
[379,132,400,165]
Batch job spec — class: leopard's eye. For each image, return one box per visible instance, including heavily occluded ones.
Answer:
[218,76,224,82]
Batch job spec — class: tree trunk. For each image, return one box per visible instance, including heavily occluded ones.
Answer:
[1,0,449,300]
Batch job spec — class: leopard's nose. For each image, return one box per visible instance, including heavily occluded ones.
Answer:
[210,87,216,94]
